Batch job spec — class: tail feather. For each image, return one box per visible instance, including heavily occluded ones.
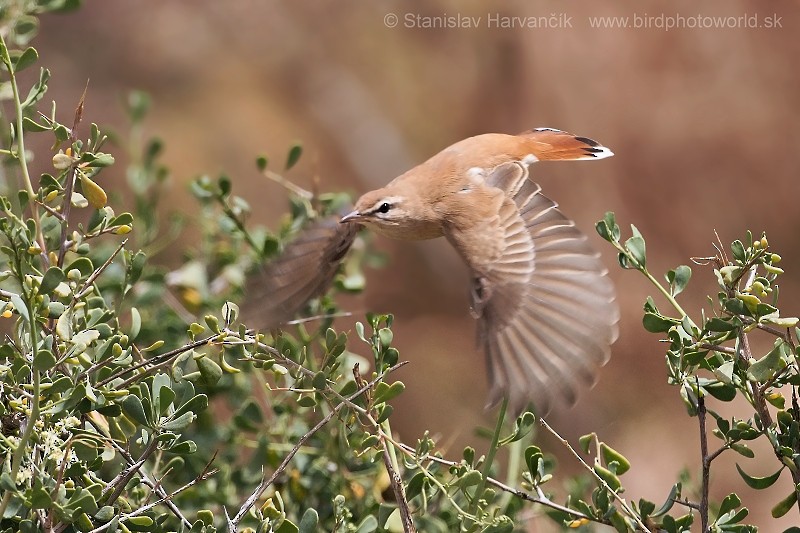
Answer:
[517,128,614,161]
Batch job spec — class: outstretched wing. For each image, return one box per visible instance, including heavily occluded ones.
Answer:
[445,161,618,415]
[241,216,358,328]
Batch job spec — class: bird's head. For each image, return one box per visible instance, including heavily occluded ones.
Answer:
[340,187,442,240]
[340,189,408,229]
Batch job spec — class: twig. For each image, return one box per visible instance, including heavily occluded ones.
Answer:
[262,169,313,200]
[698,343,736,355]
[56,83,89,268]
[539,418,652,533]
[673,498,701,511]
[85,417,194,529]
[101,437,159,507]
[94,334,217,386]
[228,361,408,530]
[698,388,710,533]
[387,438,591,521]
[381,443,416,532]
[469,395,507,521]
[72,239,128,301]
[86,458,216,533]
[286,311,352,325]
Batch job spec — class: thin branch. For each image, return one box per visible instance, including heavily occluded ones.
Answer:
[72,239,128,301]
[381,442,416,532]
[469,395,507,521]
[539,418,652,533]
[388,438,591,521]
[673,498,701,511]
[698,389,710,533]
[85,417,194,529]
[56,83,89,268]
[262,169,313,200]
[698,343,736,355]
[101,437,160,508]
[87,458,216,533]
[228,361,408,531]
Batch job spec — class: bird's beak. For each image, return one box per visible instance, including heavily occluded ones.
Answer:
[340,210,362,224]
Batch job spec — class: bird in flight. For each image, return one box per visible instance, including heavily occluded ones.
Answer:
[246,128,619,415]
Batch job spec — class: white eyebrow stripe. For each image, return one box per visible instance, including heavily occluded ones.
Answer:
[371,196,404,209]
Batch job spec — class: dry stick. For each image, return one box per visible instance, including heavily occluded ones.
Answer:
[228,361,408,531]
[381,443,416,533]
[56,83,89,268]
[698,389,711,533]
[539,419,652,533]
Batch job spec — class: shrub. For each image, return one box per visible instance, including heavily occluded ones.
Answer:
[1,4,799,532]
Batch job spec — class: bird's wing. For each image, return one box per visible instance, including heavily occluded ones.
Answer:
[241,216,358,329]
[445,161,618,415]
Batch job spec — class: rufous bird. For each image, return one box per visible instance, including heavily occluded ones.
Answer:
[246,128,619,415]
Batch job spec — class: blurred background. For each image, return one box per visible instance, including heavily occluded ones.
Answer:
[34,0,800,528]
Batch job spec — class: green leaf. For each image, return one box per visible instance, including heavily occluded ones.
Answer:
[668,265,691,297]
[67,256,94,277]
[40,266,66,294]
[30,483,51,509]
[729,442,755,458]
[524,445,544,478]
[652,483,680,517]
[297,395,317,408]
[499,411,535,445]
[747,341,787,382]
[594,461,621,491]
[129,307,141,340]
[578,433,594,454]
[0,473,16,492]
[33,349,56,372]
[378,327,393,347]
[161,411,196,431]
[771,489,797,518]
[705,317,737,332]
[298,508,319,533]
[21,67,50,109]
[121,394,150,427]
[717,493,741,517]
[9,293,29,323]
[736,464,783,489]
[731,240,746,262]
[625,226,646,267]
[600,443,631,475]
[373,381,405,404]
[596,211,620,242]
[13,47,38,72]
[22,116,49,132]
[285,143,303,170]
[643,311,677,333]
[197,356,222,385]
[312,371,327,390]
[354,515,378,533]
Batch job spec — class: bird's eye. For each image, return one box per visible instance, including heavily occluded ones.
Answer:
[377,202,391,214]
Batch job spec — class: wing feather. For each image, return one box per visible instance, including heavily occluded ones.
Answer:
[446,161,618,415]
[241,217,358,328]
